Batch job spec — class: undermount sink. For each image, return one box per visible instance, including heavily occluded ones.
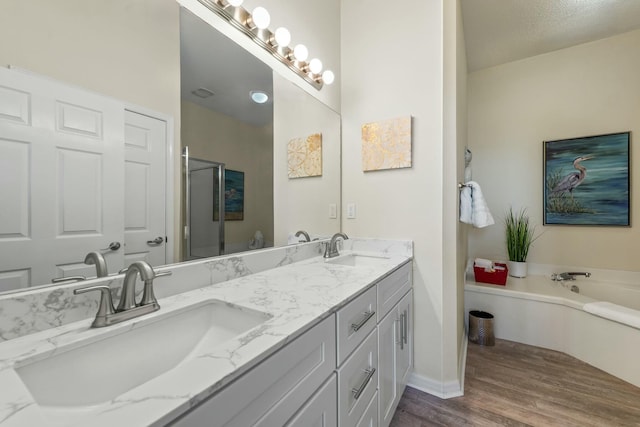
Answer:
[327,254,390,267]
[16,300,271,409]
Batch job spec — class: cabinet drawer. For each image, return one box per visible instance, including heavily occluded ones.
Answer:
[170,315,336,427]
[337,329,378,427]
[356,391,379,427]
[286,374,337,427]
[376,262,412,322]
[336,285,377,364]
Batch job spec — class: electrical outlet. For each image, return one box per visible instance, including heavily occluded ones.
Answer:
[347,202,356,219]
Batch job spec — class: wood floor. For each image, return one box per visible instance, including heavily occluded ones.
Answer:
[390,339,640,426]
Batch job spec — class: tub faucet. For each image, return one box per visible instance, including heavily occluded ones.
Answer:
[84,251,108,278]
[324,233,349,258]
[551,272,591,281]
[295,230,311,242]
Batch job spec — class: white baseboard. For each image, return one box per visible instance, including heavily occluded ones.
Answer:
[406,332,467,399]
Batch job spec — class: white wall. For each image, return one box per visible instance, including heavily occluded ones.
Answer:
[342,0,464,396]
[468,29,640,271]
[443,0,469,389]
[182,101,274,248]
[0,0,182,260]
[273,74,341,245]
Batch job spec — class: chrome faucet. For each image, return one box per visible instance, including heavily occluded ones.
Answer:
[74,261,171,328]
[84,251,108,278]
[551,271,591,281]
[295,230,311,242]
[324,232,349,258]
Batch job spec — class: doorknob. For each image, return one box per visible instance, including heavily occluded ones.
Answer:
[102,241,121,251]
[147,236,164,245]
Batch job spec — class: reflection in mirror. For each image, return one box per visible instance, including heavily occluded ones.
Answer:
[0,1,341,295]
[181,7,274,258]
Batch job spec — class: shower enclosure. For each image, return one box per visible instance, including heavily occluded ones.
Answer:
[183,147,225,260]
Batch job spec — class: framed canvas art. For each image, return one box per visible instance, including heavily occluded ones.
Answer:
[543,132,630,226]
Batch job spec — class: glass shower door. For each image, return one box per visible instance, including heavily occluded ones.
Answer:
[183,147,225,260]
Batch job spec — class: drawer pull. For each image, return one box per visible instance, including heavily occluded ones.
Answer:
[351,367,376,400]
[351,310,375,332]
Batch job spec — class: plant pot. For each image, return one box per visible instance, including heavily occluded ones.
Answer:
[508,261,528,278]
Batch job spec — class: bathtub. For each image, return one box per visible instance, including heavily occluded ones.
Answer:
[464,265,640,388]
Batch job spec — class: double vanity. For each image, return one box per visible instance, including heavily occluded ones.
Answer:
[0,238,413,427]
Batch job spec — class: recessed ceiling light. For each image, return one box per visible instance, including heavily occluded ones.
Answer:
[192,87,214,98]
[250,90,269,104]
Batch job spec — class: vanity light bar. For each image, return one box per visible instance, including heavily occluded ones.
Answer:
[197,0,331,90]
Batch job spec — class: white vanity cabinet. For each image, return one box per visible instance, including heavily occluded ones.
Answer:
[376,264,413,427]
[337,261,413,427]
[170,260,413,427]
[170,315,336,427]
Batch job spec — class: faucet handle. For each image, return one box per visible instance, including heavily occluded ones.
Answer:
[140,270,172,306]
[74,285,116,325]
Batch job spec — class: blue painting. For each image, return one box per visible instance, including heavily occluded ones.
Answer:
[214,169,244,221]
[544,132,630,226]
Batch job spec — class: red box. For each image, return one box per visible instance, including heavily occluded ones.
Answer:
[473,262,508,286]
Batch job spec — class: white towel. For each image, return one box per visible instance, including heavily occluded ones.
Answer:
[459,181,495,228]
[583,301,640,330]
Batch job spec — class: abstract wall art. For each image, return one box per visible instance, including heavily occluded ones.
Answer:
[361,115,412,172]
[287,133,322,178]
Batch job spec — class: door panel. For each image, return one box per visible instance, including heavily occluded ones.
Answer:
[0,67,125,287]
[124,110,167,266]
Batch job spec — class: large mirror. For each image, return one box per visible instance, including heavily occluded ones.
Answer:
[0,1,341,294]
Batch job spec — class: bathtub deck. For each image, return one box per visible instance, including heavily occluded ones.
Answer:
[391,339,640,426]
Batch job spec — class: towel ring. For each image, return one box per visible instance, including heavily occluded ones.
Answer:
[458,182,470,189]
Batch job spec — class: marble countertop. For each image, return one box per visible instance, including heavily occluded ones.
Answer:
[0,250,411,427]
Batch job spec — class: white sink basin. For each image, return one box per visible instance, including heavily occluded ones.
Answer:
[327,254,390,267]
[16,300,270,409]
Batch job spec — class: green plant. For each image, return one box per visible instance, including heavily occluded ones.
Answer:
[505,207,537,262]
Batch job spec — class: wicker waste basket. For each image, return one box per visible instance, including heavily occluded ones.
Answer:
[468,310,495,346]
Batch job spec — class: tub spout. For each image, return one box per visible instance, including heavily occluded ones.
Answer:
[551,272,591,281]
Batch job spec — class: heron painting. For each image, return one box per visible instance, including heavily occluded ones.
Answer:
[543,132,630,226]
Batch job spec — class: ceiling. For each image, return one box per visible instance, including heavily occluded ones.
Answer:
[461,0,640,72]
[180,8,273,127]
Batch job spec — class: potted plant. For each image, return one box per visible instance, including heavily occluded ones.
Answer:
[504,207,537,278]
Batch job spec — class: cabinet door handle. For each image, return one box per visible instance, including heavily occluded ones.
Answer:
[351,310,375,332]
[399,312,406,350]
[351,367,376,400]
[402,309,408,345]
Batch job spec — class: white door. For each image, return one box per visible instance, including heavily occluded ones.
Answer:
[123,110,167,267]
[0,67,124,290]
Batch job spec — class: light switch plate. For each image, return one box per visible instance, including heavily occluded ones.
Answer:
[347,203,356,219]
[329,203,337,219]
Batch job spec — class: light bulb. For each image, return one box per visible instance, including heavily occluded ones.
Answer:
[227,0,243,6]
[322,70,335,85]
[274,27,291,47]
[293,44,309,62]
[309,58,323,74]
[251,7,270,29]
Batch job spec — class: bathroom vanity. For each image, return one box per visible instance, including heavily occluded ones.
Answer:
[0,239,413,427]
